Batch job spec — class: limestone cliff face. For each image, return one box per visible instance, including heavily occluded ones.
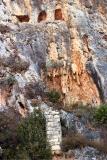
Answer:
[0,0,107,113]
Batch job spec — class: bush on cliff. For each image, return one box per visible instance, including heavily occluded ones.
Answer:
[17,109,51,160]
[0,109,21,160]
[94,104,107,127]
[47,89,60,103]
[1,109,51,160]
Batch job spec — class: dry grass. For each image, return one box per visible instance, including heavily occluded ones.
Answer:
[62,133,107,153]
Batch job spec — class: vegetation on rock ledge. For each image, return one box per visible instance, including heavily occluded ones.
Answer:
[94,104,107,128]
[0,109,51,160]
[47,89,61,103]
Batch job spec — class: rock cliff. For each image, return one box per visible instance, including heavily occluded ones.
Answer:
[1,0,107,110]
[0,0,107,155]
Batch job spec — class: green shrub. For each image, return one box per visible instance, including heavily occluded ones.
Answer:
[94,104,107,127]
[47,90,60,103]
[0,75,16,88]
[17,109,52,160]
[1,109,52,160]
[6,75,16,86]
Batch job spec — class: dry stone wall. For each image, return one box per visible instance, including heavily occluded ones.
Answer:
[40,103,62,153]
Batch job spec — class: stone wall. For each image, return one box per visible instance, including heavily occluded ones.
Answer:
[40,103,62,153]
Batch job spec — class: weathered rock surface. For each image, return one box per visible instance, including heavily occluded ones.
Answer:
[61,109,103,141]
[53,147,107,160]
[0,0,107,154]
[1,0,107,110]
[74,147,107,160]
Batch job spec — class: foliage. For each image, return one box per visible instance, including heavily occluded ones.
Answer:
[6,75,16,86]
[17,109,52,160]
[1,109,52,160]
[47,89,60,103]
[62,133,87,151]
[62,133,107,153]
[94,104,107,127]
[0,75,16,88]
[0,109,21,160]
[61,104,107,154]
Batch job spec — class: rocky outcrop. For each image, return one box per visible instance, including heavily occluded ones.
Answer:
[60,109,102,142]
[73,147,107,160]
[0,0,107,154]
[0,0,107,109]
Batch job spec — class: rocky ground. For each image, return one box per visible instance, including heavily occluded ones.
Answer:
[53,147,107,160]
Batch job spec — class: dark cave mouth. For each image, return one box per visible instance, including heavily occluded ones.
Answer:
[15,15,30,22]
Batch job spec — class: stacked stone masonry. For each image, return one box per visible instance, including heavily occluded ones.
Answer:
[40,103,62,153]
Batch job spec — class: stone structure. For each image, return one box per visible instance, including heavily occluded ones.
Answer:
[40,103,62,153]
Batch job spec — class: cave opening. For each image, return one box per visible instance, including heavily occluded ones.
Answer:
[18,102,25,109]
[38,11,47,22]
[15,15,30,22]
[55,8,63,20]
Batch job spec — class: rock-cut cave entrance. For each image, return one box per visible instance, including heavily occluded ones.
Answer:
[38,11,47,23]
[15,15,30,22]
[55,8,63,20]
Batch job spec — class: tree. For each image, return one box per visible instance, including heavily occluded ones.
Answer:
[1,109,52,160]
